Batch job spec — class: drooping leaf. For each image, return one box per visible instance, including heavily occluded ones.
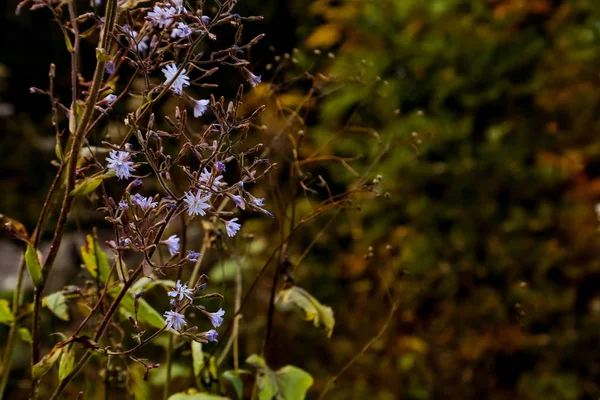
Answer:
[192,341,204,377]
[221,370,244,400]
[19,327,32,343]
[275,286,335,337]
[131,277,177,294]
[58,346,75,382]
[69,101,84,134]
[127,362,151,400]
[246,355,313,400]
[71,176,104,196]
[167,390,230,400]
[109,286,164,329]
[0,299,14,325]
[43,291,70,321]
[25,244,43,287]
[80,234,111,283]
[0,213,30,243]
[32,346,63,379]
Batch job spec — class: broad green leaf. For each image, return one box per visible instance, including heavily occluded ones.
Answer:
[32,346,63,379]
[43,291,70,321]
[131,277,177,293]
[25,244,43,287]
[71,176,104,196]
[109,286,164,329]
[221,370,244,400]
[81,234,111,283]
[58,346,75,382]
[0,299,14,325]
[192,341,204,377]
[19,327,32,343]
[246,355,313,400]
[208,259,244,283]
[275,286,335,338]
[167,390,229,400]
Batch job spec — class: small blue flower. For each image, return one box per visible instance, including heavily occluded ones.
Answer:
[163,235,180,256]
[247,71,261,87]
[118,200,129,210]
[164,310,187,331]
[121,238,131,246]
[207,308,225,328]
[232,195,244,209]
[106,150,135,180]
[216,161,226,172]
[225,218,241,237]
[132,178,143,187]
[186,250,201,262]
[200,15,210,25]
[135,196,158,211]
[205,329,218,342]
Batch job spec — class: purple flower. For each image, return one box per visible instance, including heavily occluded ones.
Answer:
[171,22,192,39]
[184,191,212,216]
[164,310,187,331]
[132,178,143,187]
[105,60,115,75]
[135,196,158,211]
[147,5,177,29]
[207,308,225,328]
[225,218,241,237]
[193,99,210,118]
[200,15,210,25]
[252,197,265,207]
[167,280,194,301]
[231,195,245,209]
[204,329,218,342]
[118,200,129,210]
[216,161,226,173]
[186,250,201,262]
[163,234,180,256]
[162,63,190,96]
[247,71,261,87]
[106,151,135,180]
[121,238,131,246]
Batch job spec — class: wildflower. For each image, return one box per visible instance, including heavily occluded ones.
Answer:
[147,5,177,29]
[135,196,158,211]
[122,26,148,52]
[207,308,225,328]
[101,94,117,106]
[204,329,218,342]
[238,181,244,188]
[247,71,261,87]
[225,218,241,237]
[193,99,210,118]
[232,195,245,209]
[163,234,180,256]
[252,197,265,207]
[118,200,129,210]
[216,161,226,173]
[105,60,115,75]
[164,310,187,331]
[132,178,143,187]
[171,22,192,38]
[184,191,212,216]
[199,168,226,191]
[131,193,143,203]
[167,280,194,301]
[200,15,210,25]
[121,238,131,246]
[162,63,190,96]
[106,151,135,180]
[186,250,201,262]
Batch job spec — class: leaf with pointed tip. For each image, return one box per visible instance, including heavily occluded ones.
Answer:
[0,299,14,325]
[192,341,204,377]
[43,291,70,321]
[275,286,335,338]
[246,354,313,400]
[81,234,111,282]
[32,346,63,379]
[58,346,75,382]
[0,213,30,243]
[19,327,32,343]
[25,244,43,287]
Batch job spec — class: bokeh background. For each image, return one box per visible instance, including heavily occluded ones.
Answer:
[2,0,600,399]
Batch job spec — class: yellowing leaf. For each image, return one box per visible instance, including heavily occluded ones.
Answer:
[58,346,75,382]
[19,327,32,343]
[0,213,29,243]
[71,176,104,196]
[25,244,43,287]
[192,341,204,377]
[32,346,63,379]
[304,23,343,49]
[81,234,111,282]
[276,286,335,338]
[43,291,70,321]
[0,299,14,325]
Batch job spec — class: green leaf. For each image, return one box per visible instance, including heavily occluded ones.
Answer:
[71,176,104,196]
[246,355,313,400]
[221,370,244,400]
[167,391,230,400]
[109,286,164,329]
[69,101,84,134]
[81,234,111,283]
[18,327,32,343]
[58,346,75,382]
[43,291,70,321]
[32,346,63,379]
[131,277,177,293]
[192,341,204,377]
[275,286,335,338]
[95,47,111,62]
[0,213,30,243]
[127,362,151,400]
[0,299,14,325]
[25,244,43,287]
